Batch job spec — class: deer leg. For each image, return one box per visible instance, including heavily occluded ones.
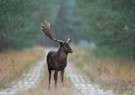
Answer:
[48,69,51,89]
[54,70,58,88]
[61,69,64,86]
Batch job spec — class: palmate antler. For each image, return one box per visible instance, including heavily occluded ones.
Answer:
[41,20,52,39]
[41,20,72,43]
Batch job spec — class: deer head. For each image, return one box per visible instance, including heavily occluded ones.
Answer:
[41,20,73,53]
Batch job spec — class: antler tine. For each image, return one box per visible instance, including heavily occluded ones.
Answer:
[66,38,72,43]
[41,20,65,43]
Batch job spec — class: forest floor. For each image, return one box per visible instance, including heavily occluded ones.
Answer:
[71,48,135,95]
[12,48,115,95]
[0,47,43,89]
[1,47,133,95]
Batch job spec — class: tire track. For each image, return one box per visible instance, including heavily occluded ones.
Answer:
[0,51,46,95]
[0,48,116,95]
[45,48,116,95]
[66,63,115,95]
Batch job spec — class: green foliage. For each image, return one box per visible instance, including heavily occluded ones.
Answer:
[0,0,80,49]
[76,0,135,60]
[0,0,31,50]
[52,0,83,43]
[0,0,60,51]
[1,0,134,60]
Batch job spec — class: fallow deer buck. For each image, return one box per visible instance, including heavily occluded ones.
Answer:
[41,20,73,89]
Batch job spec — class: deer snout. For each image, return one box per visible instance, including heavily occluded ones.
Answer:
[69,49,73,53]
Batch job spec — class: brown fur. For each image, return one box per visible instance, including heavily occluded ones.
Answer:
[47,42,73,89]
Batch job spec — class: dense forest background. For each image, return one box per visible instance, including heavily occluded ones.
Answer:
[0,0,135,60]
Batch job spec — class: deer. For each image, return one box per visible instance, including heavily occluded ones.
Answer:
[41,20,73,89]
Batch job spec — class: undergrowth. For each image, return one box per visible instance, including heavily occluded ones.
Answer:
[0,46,44,89]
[70,47,135,95]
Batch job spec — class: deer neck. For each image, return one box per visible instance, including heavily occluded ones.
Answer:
[57,48,68,61]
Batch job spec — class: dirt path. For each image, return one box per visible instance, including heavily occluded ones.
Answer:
[0,51,46,95]
[45,48,115,95]
[0,48,116,95]
[66,63,115,95]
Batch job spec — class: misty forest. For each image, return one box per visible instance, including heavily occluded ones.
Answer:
[0,0,135,95]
